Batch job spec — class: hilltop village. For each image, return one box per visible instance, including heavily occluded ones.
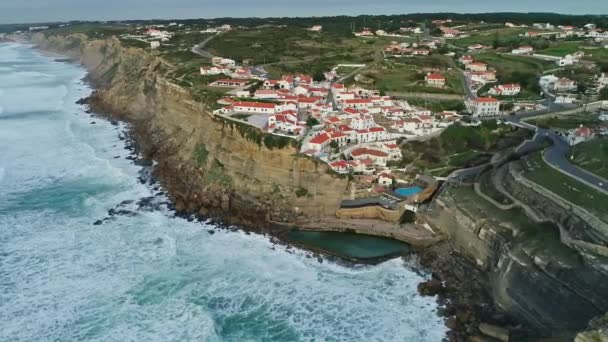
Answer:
[113,18,608,215]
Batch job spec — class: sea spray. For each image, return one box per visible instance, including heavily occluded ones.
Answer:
[0,43,447,342]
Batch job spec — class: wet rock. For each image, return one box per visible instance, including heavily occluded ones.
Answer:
[90,121,96,124]
[93,220,103,226]
[418,278,443,296]
[207,230,215,235]
[134,159,153,167]
[478,323,510,342]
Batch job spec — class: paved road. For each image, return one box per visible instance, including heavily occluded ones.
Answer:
[192,33,220,58]
[505,112,608,194]
[460,69,477,100]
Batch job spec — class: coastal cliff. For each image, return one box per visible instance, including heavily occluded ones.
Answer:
[425,160,608,339]
[31,33,348,228]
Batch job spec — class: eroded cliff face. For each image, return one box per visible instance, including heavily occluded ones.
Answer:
[426,162,608,339]
[31,33,348,227]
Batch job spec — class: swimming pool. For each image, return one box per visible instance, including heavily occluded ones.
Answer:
[394,186,423,197]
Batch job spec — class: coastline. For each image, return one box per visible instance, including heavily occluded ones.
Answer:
[19,35,522,341]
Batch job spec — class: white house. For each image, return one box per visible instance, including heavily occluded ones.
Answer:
[226,101,278,114]
[200,66,231,75]
[466,62,488,72]
[557,55,579,66]
[351,114,375,130]
[489,83,521,96]
[539,74,559,89]
[459,55,474,65]
[467,97,501,117]
[566,126,595,146]
[350,147,389,167]
[552,78,577,92]
[511,46,534,55]
[425,73,446,87]
[598,73,608,89]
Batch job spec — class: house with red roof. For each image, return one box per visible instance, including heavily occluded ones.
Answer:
[254,89,281,99]
[489,83,521,96]
[425,73,446,87]
[303,132,331,152]
[567,125,595,146]
[459,55,474,65]
[466,62,488,72]
[267,112,303,136]
[392,118,422,133]
[228,101,278,114]
[263,79,291,90]
[329,160,349,173]
[343,98,373,110]
[350,147,389,167]
[200,66,231,76]
[351,114,375,130]
[210,79,250,87]
[466,97,501,117]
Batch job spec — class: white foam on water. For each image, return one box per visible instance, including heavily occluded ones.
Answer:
[0,43,447,342]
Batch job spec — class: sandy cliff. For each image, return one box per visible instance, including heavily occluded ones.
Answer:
[31,33,348,228]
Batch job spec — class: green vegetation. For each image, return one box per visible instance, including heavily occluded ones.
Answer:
[204,159,232,186]
[355,57,464,95]
[572,137,608,180]
[397,121,530,171]
[451,27,530,49]
[205,26,388,71]
[538,42,582,57]
[478,170,514,205]
[406,98,466,112]
[193,144,209,166]
[475,52,552,97]
[527,112,601,131]
[523,152,608,222]
[448,185,581,264]
[295,187,309,197]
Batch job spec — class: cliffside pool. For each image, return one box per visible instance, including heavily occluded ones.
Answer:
[395,186,424,197]
[285,231,411,260]
[0,42,446,341]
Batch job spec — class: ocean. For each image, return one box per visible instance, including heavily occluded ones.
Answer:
[0,42,446,341]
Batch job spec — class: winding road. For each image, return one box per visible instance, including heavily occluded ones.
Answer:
[505,112,608,194]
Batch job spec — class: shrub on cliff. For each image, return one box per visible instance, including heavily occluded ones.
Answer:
[193,144,209,166]
[295,187,309,197]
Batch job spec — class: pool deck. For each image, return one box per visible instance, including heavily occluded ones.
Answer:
[276,218,446,248]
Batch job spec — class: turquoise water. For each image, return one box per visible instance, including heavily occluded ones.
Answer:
[285,231,411,260]
[395,186,424,197]
[0,43,446,341]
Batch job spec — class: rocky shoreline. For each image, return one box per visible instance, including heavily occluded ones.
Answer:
[23,32,533,341]
[79,90,525,341]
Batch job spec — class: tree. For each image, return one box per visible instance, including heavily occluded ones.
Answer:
[306,117,320,128]
[599,87,608,101]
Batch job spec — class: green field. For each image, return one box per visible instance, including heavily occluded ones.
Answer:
[353,57,464,95]
[538,42,582,57]
[450,27,530,49]
[205,26,390,67]
[475,52,552,97]
[526,112,601,131]
[397,121,530,171]
[523,152,608,222]
[572,137,608,180]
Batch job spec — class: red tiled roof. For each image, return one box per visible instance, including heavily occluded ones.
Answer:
[233,101,276,109]
[309,133,330,145]
[473,97,499,103]
[369,127,385,132]
[426,73,445,80]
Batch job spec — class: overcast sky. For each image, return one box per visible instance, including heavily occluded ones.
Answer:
[1,0,607,24]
